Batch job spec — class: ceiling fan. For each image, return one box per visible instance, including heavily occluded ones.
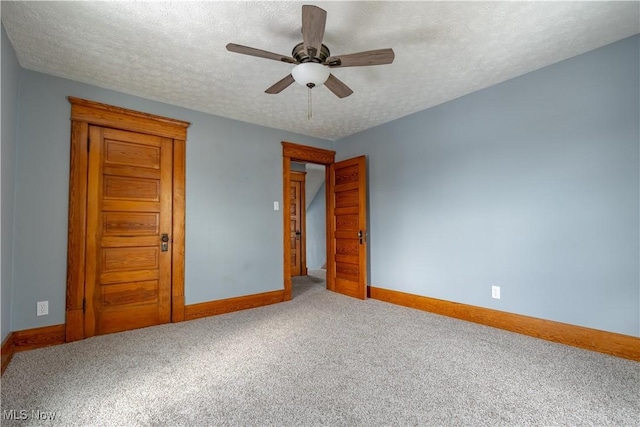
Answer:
[226,4,395,99]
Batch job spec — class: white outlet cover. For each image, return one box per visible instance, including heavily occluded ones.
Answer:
[37,301,49,316]
[492,286,501,299]
[273,201,279,211]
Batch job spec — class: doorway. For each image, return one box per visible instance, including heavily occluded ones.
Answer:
[282,142,368,301]
[65,98,189,341]
[301,163,327,279]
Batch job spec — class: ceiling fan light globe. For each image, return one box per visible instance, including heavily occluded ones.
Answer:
[292,63,330,87]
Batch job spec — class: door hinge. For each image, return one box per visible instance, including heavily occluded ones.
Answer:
[82,298,86,313]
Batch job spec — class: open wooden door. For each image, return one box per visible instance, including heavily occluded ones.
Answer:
[330,156,367,299]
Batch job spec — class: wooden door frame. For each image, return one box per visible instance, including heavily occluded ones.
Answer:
[65,97,190,342]
[290,171,307,276]
[282,142,335,301]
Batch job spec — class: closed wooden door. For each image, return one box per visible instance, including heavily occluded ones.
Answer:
[290,171,306,276]
[330,156,367,299]
[85,126,173,336]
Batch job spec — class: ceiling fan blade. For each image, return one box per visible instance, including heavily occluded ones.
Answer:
[302,5,327,59]
[326,49,395,68]
[226,43,296,64]
[324,74,353,98]
[265,74,295,94]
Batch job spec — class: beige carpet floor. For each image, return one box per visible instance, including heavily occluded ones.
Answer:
[1,278,638,426]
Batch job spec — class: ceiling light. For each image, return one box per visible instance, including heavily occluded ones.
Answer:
[292,62,330,88]
[291,62,331,120]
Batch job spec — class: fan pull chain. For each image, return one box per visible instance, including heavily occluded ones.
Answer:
[307,86,312,120]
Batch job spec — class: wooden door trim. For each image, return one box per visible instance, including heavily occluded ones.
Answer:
[66,120,89,342]
[282,142,335,300]
[68,97,190,139]
[66,97,189,341]
[282,142,335,164]
[171,138,186,322]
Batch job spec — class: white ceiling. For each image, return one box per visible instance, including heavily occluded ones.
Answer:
[2,1,639,141]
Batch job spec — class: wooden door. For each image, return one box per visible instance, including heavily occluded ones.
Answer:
[330,156,367,299]
[290,171,306,276]
[85,126,173,336]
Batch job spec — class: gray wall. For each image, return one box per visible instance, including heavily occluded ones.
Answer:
[306,183,326,269]
[336,35,640,337]
[291,162,306,172]
[1,25,20,342]
[4,25,638,339]
[10,67,331,331]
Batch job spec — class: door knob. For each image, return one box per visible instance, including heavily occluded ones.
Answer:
[295,230,301,240]
[161,233,169,252]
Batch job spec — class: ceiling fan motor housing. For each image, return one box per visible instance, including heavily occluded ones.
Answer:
[292,42,330,64]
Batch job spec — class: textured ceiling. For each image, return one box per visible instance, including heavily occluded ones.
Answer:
[2,1,639,141]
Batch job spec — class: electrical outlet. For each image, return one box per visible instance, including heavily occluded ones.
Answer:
[37,301,49,316]
[491,286,501,299]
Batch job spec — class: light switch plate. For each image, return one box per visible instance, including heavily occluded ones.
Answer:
[274,201,279,211]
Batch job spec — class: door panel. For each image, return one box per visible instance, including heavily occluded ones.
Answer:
[103,176,160,200]
[290,180,302,276]
[85,126,172,336]
[103,212,159,236]
[290,171,307,277]
[330,156,367,299]
[102,280,158,307]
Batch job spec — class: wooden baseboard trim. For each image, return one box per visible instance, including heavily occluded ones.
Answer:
[1,333,15,375]
[184,290,285,321]
[369,286,640,362]
[1,324,66,375]
[13,324,66,353]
